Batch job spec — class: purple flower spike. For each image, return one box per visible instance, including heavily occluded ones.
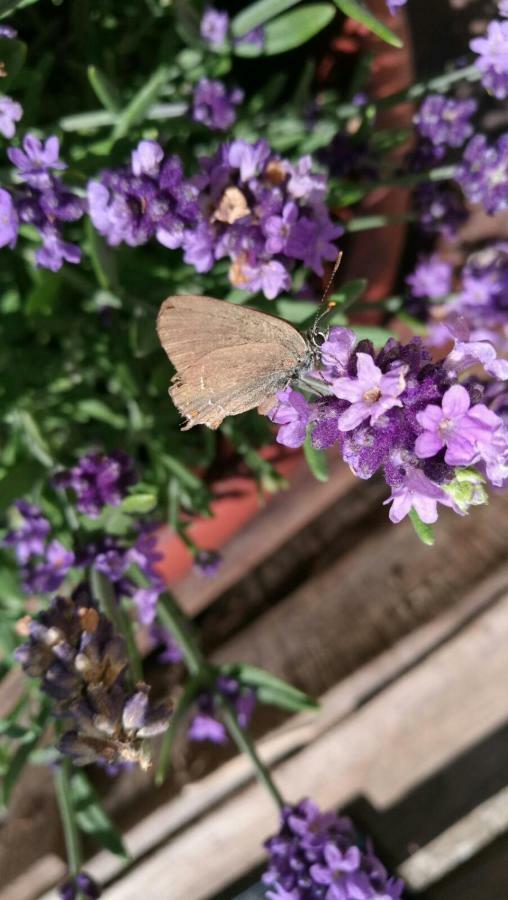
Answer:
[8,134,66,188]
[406,255,453,300]
[192,79,243,131]
[0,187,18,248]
[320,327,357,381]
[0,25,17,38]
[457,134,508,216]
[471,19,508,99]
[194,549,222,577]
[131,140,164,177]
[333,354,407,431]
[268,389,311,448]
[0,95,22,139]
[414,95,476,148]
[59,870,101,900]
[415,385,501,466]
[200,6,229,47]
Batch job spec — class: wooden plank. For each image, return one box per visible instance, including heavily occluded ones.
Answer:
[213,492,508,696]
[0,855,65,900]
[98,587,508,899]
[37,563,508,897]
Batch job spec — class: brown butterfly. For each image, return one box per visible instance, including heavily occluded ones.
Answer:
[156,255,342,431]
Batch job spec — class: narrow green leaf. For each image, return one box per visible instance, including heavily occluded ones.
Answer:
[0,0,38,16]
[1,701,50,807]
[0,721,37,742]
[0,36,26,86]
[232,0,301,37]
[121,493,157,515]
[72,771,129,860]
[263,4,336,55]
[112,65,168,141]
[223,663,319,711]
[304,434,329,483]
[409,509,435,546]
[75,399,126,429]
[332,0,403,49]
[87,65,121,113]
[86,219,118,291]
[275,299,318,324]
[15,412,53,466]
[60,109,115,131]
[350,324,395,345]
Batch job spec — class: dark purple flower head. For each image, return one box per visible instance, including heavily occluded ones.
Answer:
[8,134,66,189]
[58,870,101,900]
[192,78,243,131]
[414,180,468,238]
[471,19,508,99]
[54,451,137,518]
[456,134,508,215]
[0,187,18,248]
[386,0,407,12]
[200,6,229,47]
[414,95,476,148]
[263,799,404,899]
[149,624,183,664]
[189,675,256,745]
[3,500,51,565]
[194,549,222,577]
[0,95,22,138]
[235,25,265,50]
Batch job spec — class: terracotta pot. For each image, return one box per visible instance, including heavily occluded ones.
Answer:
[159,4,415,588]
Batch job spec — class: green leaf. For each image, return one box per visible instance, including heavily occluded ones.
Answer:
[0,721,37,742]
[262,4,336,55]
[121,492,157,515]
[0,0,38,17]
[232,0,301,37]
[0,36,26,87]
[275,299,317,324]
[25,271,61,317]
[75,399,127,429]
[72,770,129,860]
[223,663,319,712]
[15,412,53,466]
[330,278,367,309]
[87,65,121,113]
[0,461,45,511]
[112,65,168,141]
[332,0,403,48]
[409,509,435,546]
[350,324,395,345]
[304,434,329,483]
[1,700,50,807]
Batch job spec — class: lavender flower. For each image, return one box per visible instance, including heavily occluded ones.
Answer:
[189,675,256,745]
[3,501,50,565]
[471,19,508,99]
[0,95,22,138]
[0,187,18,248]
[58,871,101,900]
[268,389,312,448]
[149,625,183,664]
[385,468,454,525]
[87,140,199,250]
[406,255,453,299]
[16,586,172,768]
[200,6,229,48]
[333,354,407,430]
[263,798,404,899]
[386,0,407,12]
[194,549,222,576]
[0,24,17,38]
[235,25,265,50]
[414,181,468,238]
[8,134,66,189]
[456,134,508,215]
[54,451,137,518]
[414,95,476,148]
[415,384,501,466]
[192,79,243,131]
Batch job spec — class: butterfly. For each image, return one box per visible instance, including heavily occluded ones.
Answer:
[156,255,342,431]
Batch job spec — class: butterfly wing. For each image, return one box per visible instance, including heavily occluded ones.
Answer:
[157,295,309,430]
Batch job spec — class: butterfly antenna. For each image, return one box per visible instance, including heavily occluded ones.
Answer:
[311,251,343,335]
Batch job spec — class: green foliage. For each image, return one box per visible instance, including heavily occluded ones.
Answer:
[332,0,403,48]
[409,509,435,546]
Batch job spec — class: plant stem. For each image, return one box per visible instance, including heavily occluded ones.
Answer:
[54,758,82,877]
[157,592,204,676]
[220,699,284,811]
[155,595,284,810]
[378,62,480,108]
[90,568,143,684]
